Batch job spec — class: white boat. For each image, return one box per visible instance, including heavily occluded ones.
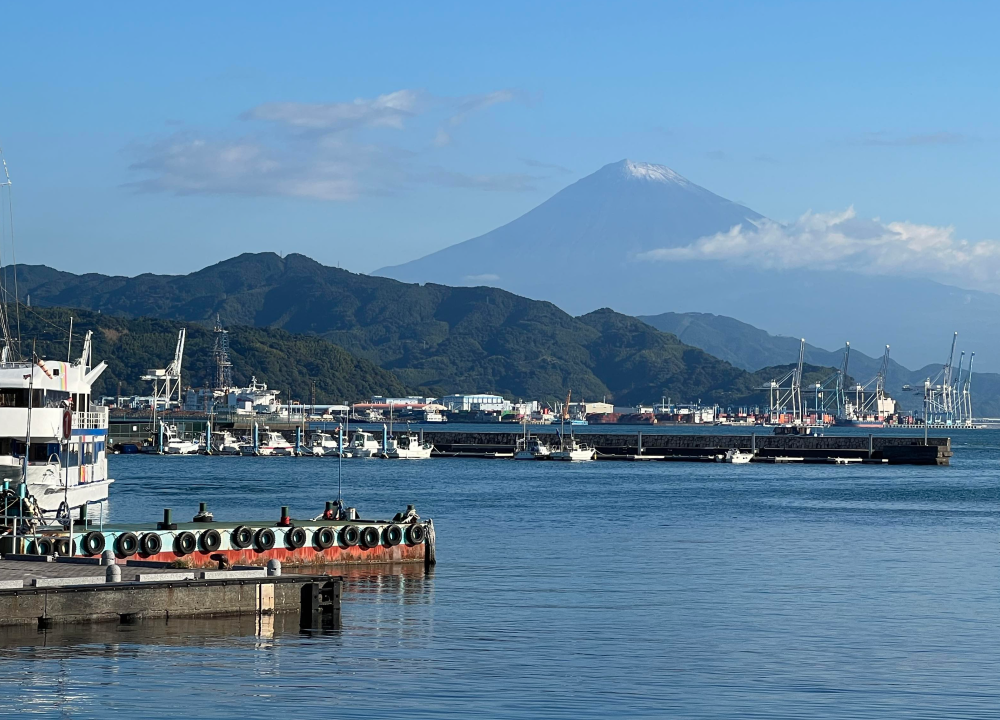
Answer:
[240,428,294,456]
[514,436,551,460]
[307,431,345,456]
[386,433,433,459]
[347,430,380,458]
[212,430,244,455]
[163,424,200,454]
[551,436,596,461]
[715,449,754,464]
[260,429,294,456]
[0,331,114,519]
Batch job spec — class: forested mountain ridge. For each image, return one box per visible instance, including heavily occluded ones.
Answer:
[17,254,839,406]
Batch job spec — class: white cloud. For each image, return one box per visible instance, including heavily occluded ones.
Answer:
[128,89,527,200]
[245,90,423,131]
[463,273,501,283]
[637,207,1000,293]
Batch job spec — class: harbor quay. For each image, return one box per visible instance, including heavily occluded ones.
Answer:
[0,500,435,629]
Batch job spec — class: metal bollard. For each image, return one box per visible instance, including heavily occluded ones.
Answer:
[266,559,282,577]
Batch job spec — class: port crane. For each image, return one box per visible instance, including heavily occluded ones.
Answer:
[760,338,805,423]
[143,328,186,410]
[924,332,975,425]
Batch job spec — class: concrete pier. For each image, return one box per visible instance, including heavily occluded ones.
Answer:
[0,556,342,628]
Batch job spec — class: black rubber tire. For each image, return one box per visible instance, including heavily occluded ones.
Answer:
[254,528,275,552]
[231,525,253,550]
[384,524,403,546]
[140,532,162,556]
[341,525,360,547]
[407,523,426,545]
[175,531,197,555]
[200,529,222,553]
[314,526,336,550]
[33,537,53,556]
[115,532,139,557]
[82,531,105,556]
[286,526,307,549]
[360,526,381,549]
[54,538,71,556]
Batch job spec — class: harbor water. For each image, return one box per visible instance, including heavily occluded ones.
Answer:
[0,429,997,718]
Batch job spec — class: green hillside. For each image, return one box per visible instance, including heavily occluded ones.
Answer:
[15,254,842,406]
[15,307,409,403]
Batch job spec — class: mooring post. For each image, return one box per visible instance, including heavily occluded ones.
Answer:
[637,432,643,457]
[752,433,756,453]
[425,519,437,567]
[206,420,212,455]
[300,579,342,630]
[868,433,873,459]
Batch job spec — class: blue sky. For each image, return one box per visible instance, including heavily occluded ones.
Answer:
[3,1,999,276]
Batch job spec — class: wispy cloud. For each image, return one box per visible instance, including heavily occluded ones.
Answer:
[521,158,573,174]
[636,208,1000,294]
[244,90,424,131]
[128,89,529,200]
[856,131,977,147]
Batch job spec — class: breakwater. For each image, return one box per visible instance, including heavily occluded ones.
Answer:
[422,430,952,464]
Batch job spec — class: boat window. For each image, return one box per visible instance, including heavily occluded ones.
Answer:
[0,389,29,407]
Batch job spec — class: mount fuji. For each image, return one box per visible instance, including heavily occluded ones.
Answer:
[376,160,1000,372]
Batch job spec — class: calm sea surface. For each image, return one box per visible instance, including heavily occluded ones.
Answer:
[0,429,996,718]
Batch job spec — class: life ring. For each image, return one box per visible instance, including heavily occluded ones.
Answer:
[33,537,54,556]
[360,526,381,549]
[384,524,403,547]
[407,523,426,545]
[115,532,139,557]
[140,533,162,556]
[286,526,307,549]
[200,529,222,553]
[62,410,72,441]
[314,526,336,550]
[231,525,253,550]
[174,531,197,555]
[341,525,360,547]
[82,531,105,556]
[254,528,275,552]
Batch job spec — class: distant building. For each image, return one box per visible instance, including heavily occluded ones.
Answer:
[571,401,613,416]
[441,394,511,413]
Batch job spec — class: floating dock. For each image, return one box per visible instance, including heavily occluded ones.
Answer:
[3,503,436,570]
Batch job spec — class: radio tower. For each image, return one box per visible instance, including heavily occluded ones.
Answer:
[212,315,233,390]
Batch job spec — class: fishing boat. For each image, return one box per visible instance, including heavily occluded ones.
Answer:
[348,430,380,458]
[550,390,595,461]
[163,424,199,454]
[386,432,433,459]
[513,411,551,459]
[715,449,754,464]
[551,435,596,461]
[0,332,114,519]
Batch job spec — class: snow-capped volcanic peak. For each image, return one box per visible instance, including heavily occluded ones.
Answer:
[617,159,689,185]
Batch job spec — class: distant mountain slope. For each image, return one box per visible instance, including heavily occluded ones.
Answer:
[373,159,1000,372]
[19,307,409,402]
[377,159,763,284]
[14,254,832,406]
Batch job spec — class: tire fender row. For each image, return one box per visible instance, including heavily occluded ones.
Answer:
[63,523,428,558]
